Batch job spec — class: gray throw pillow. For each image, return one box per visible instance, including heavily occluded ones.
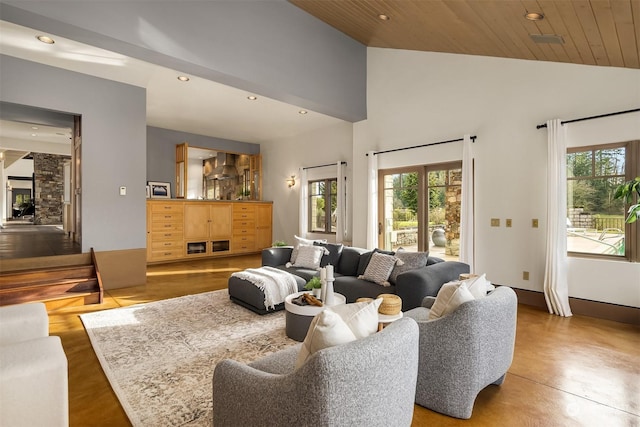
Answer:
[356,248,395,277]
[389,250,429,284]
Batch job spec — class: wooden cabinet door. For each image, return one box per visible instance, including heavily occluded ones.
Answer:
[255,203,273,250]
[184,204,210,239]
[209,204,232,239]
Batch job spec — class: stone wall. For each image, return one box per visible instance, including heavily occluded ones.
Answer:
[33,153,70,225]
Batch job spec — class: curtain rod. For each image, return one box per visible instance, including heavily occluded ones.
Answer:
[366,135,477,156]
[302,161,347,170]
[536,107,640,129]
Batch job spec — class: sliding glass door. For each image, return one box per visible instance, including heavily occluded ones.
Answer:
[379,162,462,260]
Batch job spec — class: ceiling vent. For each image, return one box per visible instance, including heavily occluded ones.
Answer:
[530,34,565,44]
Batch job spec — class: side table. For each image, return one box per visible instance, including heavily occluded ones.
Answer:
[284,291,346,342]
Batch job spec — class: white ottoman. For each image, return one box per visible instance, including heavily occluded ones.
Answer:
[0,302,48,345]
[0,336,69,427]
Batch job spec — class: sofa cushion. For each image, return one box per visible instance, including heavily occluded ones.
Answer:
[314,242,344,267]
[358,252,401,287]
[295,310,356,369]
[291,245,328,269]
[336,247,368,276]
[389,250,429,285]
[464,274,494,299]
[428,281,475,320]
[295,298,383,369]
[290,235,327,264]
[332,276,396,303]
[357,249,395,277]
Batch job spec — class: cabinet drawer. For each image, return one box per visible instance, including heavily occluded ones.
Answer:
[233,219,255,230]
[232,238,256,252]
[151,240,183,250]
[150,231,183,241]
[232,211,255,221]
[149,248,184,260]
[233,235,255,244]
[150,222,184,232]
[150,203,183,213]
[151,212,183,223]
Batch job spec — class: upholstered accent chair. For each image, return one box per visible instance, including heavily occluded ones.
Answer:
[0,302,69,427]
[404,286,518,419]
[212,317,419,426]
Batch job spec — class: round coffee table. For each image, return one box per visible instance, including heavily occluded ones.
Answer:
[284,291,346,342]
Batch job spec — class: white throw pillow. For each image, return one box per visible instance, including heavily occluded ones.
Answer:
[292,245,327,269]
[290,235,327,264]
[358,252,403,287]
[295,298,383,368]
[327,297,383,339]
[295,310,357,369]
[428,282,475,320]
[465,273,493,299]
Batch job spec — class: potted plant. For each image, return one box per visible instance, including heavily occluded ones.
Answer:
[304,276,322,298]
[614,177,640,223]
[272,240,288,247]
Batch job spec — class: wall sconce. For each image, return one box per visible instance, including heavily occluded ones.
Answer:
[286,175,296,188]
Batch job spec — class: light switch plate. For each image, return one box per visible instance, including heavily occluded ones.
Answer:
[532,219,539,228]
[119,186,126,196]
[506,219,512,227]
[491,218,500,227]
[523,271,530,280]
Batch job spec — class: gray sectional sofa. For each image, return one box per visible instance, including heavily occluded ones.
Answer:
[228,244,469,314]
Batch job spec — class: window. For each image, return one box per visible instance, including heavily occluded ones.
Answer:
[378,161,462,261]
[309,179,337,233]
[567,141,638,260]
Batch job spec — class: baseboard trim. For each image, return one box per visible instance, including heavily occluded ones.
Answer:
[511,287,640,326]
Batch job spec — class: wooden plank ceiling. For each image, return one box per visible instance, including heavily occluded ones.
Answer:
[290,0,640,69]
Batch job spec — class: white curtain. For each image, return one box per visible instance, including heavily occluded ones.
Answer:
[544,119,572,317]
[366,151,378,249]
[459,134,475,272]
[336,162,347,243]
[298,167,308,238]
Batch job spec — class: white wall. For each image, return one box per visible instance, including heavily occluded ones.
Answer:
[351,48,639,307]
[262,120,353,245]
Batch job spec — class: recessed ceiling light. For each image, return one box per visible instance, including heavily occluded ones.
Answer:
[247,95,258,100]
[177,75,190,82]
[36,35,55,44]
[298,110,308,115]
[31,133,37,137]
[524,12,544,21]
[31,126,38,130]
[378,14,390,21]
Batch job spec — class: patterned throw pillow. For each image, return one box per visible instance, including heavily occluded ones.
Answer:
[290,235,327,264]
[292,245,328,269]
[358,252,403,287]
[388,250,429,284]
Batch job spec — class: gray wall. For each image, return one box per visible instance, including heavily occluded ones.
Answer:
[147,126,260,191]
[1,1,367,122]
[0,55,147,252]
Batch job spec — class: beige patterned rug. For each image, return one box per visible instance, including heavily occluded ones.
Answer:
[80,289,296,426]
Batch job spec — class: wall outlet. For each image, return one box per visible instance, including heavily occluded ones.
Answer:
[506,219,512,227]
[532,219,539,228]
[523,271,529,280]
[119,186,127,196]
[491,218,500,227]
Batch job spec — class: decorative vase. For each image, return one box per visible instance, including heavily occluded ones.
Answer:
[313,288,322,298]
[325,265,335,306]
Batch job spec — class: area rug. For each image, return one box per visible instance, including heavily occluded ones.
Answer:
[80,290,296,426]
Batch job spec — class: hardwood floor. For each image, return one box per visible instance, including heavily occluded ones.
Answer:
[45,255,639,426]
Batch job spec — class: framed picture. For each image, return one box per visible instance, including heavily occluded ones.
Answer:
[148,181,171,199]
[145,185,151,199]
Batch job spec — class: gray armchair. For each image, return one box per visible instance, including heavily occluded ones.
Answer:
[212,317,419,426]
[404,286,517,419]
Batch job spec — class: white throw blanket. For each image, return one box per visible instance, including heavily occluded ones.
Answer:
[231,267,299,310]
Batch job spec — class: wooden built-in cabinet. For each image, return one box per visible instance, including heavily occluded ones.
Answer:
[146,202,184,262]
[147,200,272,263]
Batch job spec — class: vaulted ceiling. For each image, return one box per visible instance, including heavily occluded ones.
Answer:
[291,0,640,69]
